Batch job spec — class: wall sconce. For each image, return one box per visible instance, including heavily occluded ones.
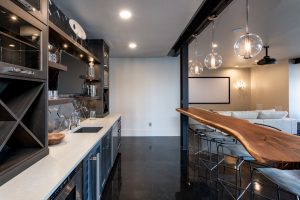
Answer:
[235,80,246,89]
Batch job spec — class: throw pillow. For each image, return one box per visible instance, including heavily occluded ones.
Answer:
[231,111,259,119]
[258,111,288,119]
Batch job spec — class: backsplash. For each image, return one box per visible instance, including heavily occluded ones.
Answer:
[48,103,75,133]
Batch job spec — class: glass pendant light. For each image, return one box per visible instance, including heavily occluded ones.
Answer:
[204,18,222,69]
[189,35,203,75]
[234,0,263,59]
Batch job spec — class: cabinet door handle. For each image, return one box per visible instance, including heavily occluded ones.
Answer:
[90,153,100,198]
[90,156,97,161]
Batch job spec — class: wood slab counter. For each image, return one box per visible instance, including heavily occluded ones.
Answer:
[177,107,300,169]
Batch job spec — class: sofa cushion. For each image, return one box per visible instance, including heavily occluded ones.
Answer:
[232,111,259,119]
[255,109,276,112]
[258,111,288,119]
[216,111,232,116]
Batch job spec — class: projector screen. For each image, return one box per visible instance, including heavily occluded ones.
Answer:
[189,77,230,104]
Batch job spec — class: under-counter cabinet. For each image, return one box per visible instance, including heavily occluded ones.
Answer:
[82,117,121,200]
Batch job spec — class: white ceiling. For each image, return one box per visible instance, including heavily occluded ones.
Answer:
[54,0,204,57]
[189,0,300,68]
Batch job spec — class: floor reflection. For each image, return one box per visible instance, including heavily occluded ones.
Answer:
[101,137,295,200]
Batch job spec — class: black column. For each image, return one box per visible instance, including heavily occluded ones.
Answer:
[180,43,189,151]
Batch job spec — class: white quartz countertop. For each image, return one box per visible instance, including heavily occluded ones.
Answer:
[0,114,121,200]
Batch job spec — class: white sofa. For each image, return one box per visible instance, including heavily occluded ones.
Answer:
[217,110,297,134]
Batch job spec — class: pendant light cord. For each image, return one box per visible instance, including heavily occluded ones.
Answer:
[212,20,215,52]
[194,35,198,59]
[246,0,249,33]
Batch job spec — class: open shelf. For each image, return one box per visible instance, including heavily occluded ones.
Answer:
[0,79,44,118]
[48,61,68,72]
[49,22,100,64]
[79,75,100,82]
[0,122,18,151]
[5,125,44,148]
[76,96,101,100]
[48,97,74,106]
[0,101,16,121]
[0,147,46,177]
[21,87,46,144]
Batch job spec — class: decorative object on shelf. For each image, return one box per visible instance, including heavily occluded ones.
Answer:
[89,110,96,119]
[204,16,222,69]
[88,85,97,97]
[189,35,203,75]
[88,61,95,78]
[69,19,86,40]
[48,132,65,145]
[257,46,277,65]
[48,44,61,63]
[234,0,263,59]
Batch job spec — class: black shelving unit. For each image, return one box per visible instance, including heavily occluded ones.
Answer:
[87,39,110,117]
[0,1,48,186]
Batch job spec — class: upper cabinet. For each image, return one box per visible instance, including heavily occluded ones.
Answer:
[10,0,48,25]
[0,1,48,80]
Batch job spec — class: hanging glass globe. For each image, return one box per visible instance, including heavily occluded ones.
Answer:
[234,33,263,59]
[189,61,203,75]
[204,51,222,69]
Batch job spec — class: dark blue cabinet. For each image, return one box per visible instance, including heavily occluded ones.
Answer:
[100,130,112,192]
[83,143,101,200]
[83,117,121,200]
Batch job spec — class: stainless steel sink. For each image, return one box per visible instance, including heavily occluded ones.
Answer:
[73,127,102,133]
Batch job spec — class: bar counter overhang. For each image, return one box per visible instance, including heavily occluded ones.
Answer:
[177,107,300,169]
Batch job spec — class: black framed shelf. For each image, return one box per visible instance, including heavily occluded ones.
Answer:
[48,97,74,106]
[76,96,101,100]
[49,22,100,64]
[48,61,67,72]
[79,75,100,82]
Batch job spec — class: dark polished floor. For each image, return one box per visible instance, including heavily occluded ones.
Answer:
[101,137,297,200]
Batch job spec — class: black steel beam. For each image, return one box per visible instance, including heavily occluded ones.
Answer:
[168,0,234,57]
[180,43,189,150]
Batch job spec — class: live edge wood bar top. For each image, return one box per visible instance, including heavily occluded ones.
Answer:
[177,107,300,170]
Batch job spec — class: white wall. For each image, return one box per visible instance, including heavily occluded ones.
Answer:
[110,57,180,136]
[289,63,300,120]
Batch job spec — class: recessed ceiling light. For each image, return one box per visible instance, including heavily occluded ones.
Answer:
[212,43,218,48]
[128,42,137,49]
[79,54,83,58]
[119,10,132,20]
[235,65,239,68]
[11,15,17,21]
[63,44,68,49]
[9,44,15,47]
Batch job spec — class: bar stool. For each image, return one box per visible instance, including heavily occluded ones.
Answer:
[190,127,237,183]
[188,124,212,155]
[217,143,255,200]
[252,168,300,200]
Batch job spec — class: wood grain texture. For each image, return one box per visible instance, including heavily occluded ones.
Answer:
[177,107,300,169]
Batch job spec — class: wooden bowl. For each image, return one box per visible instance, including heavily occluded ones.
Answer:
[48,133,65,145]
